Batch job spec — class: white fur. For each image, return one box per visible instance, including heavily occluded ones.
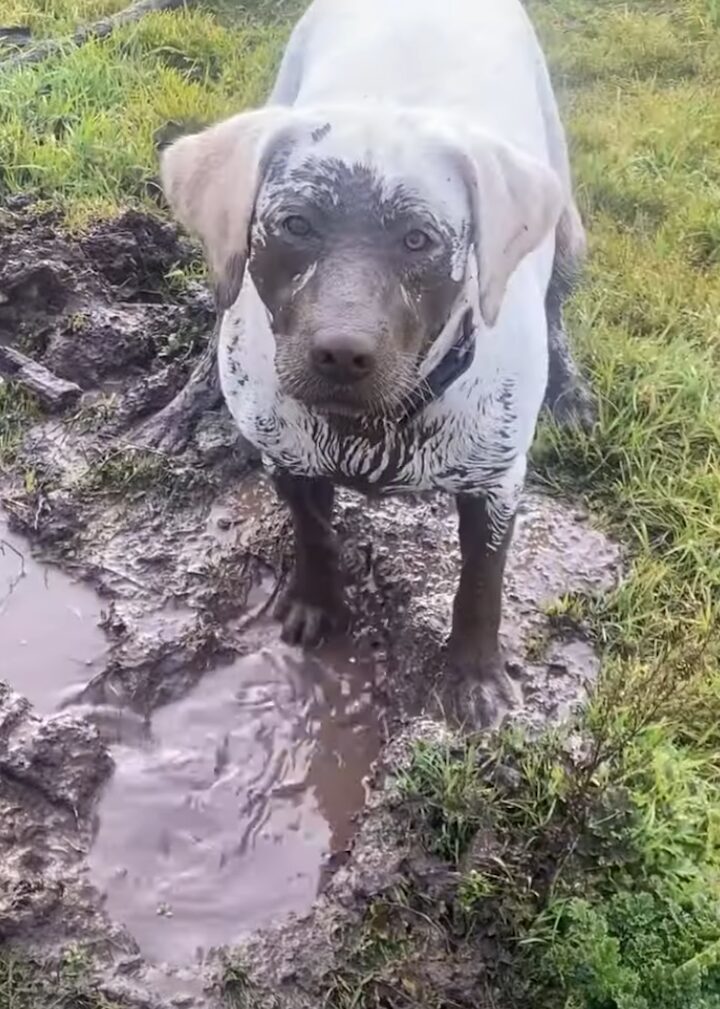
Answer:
[164,0,578,544]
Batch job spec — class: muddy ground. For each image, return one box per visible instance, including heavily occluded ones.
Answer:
[0,204,621,1006]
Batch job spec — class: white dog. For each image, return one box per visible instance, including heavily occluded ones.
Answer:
[161,0,586,724]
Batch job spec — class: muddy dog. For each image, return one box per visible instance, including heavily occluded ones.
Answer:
[160,0,588,725]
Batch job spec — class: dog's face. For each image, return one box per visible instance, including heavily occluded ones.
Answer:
[161,106,563,417]
[248,121,471,415]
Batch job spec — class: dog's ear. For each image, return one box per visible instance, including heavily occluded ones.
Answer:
[160,107,292,311]
[458,130,563,327]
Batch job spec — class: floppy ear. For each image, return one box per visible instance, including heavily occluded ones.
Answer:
[160,107,292,311]
[460,131,563,327]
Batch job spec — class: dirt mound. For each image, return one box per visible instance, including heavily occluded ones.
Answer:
[79,210,193,299]
[0,206,213,395]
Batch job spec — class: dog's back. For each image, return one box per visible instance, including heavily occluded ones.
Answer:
[271,0,550,164]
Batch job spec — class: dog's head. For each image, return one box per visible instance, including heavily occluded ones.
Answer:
[161,106,562,417]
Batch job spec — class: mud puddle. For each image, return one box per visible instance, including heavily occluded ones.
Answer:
[0,517,108,711]
[89,639,383,965]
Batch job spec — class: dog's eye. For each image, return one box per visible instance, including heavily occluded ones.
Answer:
[403,229,432,252]
[283,215,312,238]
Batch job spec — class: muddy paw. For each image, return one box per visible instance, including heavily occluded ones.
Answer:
[274,590,348,648]
[443,653,522,730]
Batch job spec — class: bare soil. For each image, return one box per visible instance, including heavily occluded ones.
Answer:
[0,205,621,1005]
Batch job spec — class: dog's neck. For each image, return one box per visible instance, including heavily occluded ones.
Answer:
[398,306,476,423]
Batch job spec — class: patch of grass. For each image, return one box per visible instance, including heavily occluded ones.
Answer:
[533,0,720,88]
[214,951,283,1008]
[394,741,495,863]
[70,391,119,432]
[387,723,720,1008]
[217,954,254,1008]
[0,948,124,1009]
[79,444,210,495]
[525,0,720,731]
[0,381,37,468]
[321,897,426,1009]
[0,0,128,40]
[527,891,720,1009]
[0,5,291,225]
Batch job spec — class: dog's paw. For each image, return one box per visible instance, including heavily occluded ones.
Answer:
[443,651,522,730]
[274,589,348,648]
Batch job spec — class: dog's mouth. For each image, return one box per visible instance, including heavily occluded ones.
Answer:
[310,399,367,418]
[276,359,409,420]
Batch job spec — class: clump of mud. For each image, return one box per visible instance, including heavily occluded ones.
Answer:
[0,205,622,1007]
[0,203,213,417]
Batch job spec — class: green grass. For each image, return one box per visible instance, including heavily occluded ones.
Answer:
[530,0,720,731]
[77,444,211,496]
[0,947,124,1008]
[328,723,720,1008]
[0,0,129,40]
[214,954,270,1009]
[0,382,37,468]
[0,4,292,226]
[2,0,720,1005]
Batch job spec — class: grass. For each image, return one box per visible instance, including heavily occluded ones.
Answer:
[0,947,124,1008]
[0,382,37,468]
[0,3,293,227]
[77,444,212,497]
[215,954,274,1009]
[1,0,720,1006]
[0,0,129,40]
[389,725,720,1007]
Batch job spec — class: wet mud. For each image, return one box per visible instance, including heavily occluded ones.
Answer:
[0,205,622,1006]
[1,519,108,711]
[90,644,381,965]
[0,202,214,424]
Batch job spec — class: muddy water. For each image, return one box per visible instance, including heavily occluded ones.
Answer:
[89,641,382,964]
[0,518,108,711]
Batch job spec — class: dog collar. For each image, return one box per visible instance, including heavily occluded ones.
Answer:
[398,307,476,422]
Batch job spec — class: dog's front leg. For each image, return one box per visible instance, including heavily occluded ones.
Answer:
[448,492,521,727]
[272,471,347,647]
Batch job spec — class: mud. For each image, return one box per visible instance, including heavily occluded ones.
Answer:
[89,643,382,965]
[0,518,108,711]
[0,205,623,1006]
[0,204,213,406]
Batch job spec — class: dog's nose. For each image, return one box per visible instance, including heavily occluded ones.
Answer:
[310,339,375,384]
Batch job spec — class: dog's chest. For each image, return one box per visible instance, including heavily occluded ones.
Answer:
[255,404,513,495]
